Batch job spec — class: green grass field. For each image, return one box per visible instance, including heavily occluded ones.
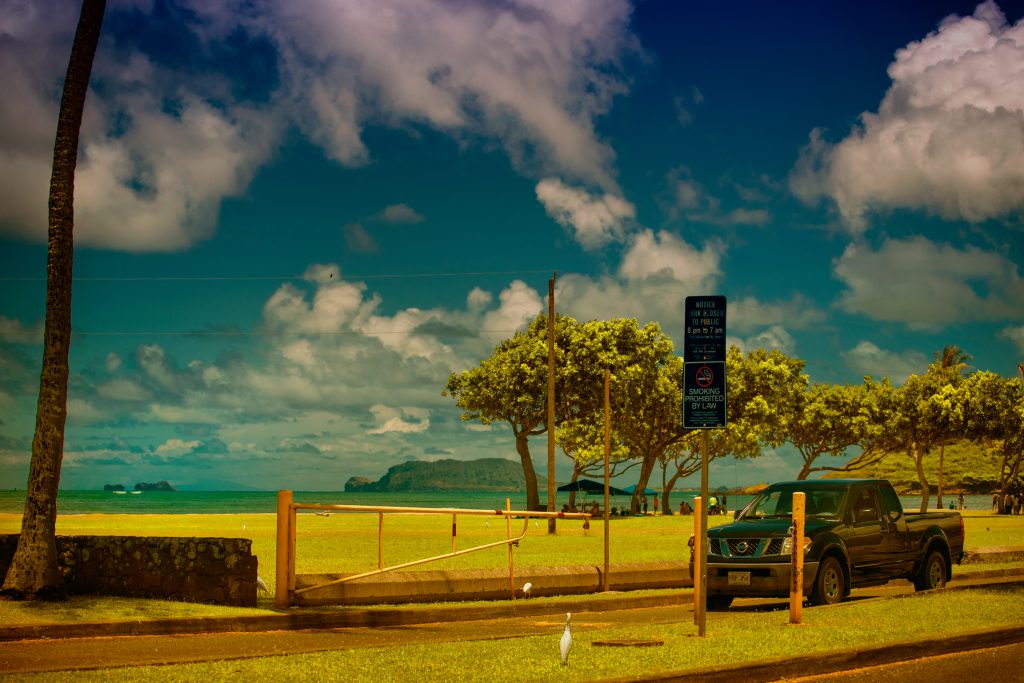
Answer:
[5,588,1023,682]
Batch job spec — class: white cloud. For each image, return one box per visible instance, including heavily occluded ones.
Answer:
[96,378,152,402]
[618,230,721,286]
[481,280,544,340]
[343,222,378,253]
[841,341,928,383]
[154,438,201,457]
[833,236,1024,328]
[374,203,424,224]
[791,1,1024,231]
[740,325,797,356]
[535,178,635,249]
[728,295,825,334]
[0,0,638,250]
[367,404,430,434]
[104,352,122,373]
[1002,326,1024,353]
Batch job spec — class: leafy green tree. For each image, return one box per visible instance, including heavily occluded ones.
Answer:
[959,371,1024,496]
[3,0,106,600]
[787,380,888,480]
[554,319,677,514]
[931,345,971,508]
[642,346,807,513]
[877,349,970,513]
[444,314,578,511]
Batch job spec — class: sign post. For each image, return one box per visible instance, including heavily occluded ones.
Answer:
[683,295,727,638]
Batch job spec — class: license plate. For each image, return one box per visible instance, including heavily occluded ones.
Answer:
[728,571,751,586]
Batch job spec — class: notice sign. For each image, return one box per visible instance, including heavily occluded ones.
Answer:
[684,295,727,362]
[683,361,727,428]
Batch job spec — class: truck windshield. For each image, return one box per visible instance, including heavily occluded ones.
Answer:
[739,487,845,520]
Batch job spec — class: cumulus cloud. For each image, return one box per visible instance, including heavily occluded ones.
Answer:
[841,341,929,383]
[1002,326,1024,353]
[728,295,826,334]
[343,222,379,253]
[833,236,1024,328]
[154,439,201,457]
[0,0,639,250]
[618,230,721,285]
[665,167,772,228]
[373,203,425,224]
[535,178,635,249]
[480,280,544,340]
[367,405,430,435]
[791,1,1024,232]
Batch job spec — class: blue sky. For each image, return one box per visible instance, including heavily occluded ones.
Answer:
[1,0,1022,491]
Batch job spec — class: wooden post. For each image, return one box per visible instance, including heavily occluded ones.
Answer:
[378,512,384,570]
[603,369,611,592]
[275,490,292,609]
[452,512,457,554]
[693,495,703,628]
[547,273,557,534]
[288,502,296,598]
[507,498,514,599]
[790,491,805,624]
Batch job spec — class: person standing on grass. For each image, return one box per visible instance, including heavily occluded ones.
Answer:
[653,496,659,515]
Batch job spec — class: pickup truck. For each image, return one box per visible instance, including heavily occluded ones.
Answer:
[689,479,965,608]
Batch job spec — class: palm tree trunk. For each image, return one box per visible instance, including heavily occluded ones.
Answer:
[1,0,105,600]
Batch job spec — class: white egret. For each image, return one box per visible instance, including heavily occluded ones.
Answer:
[522,582,532,598]
[559,612,573,665]
[256,576,269,593]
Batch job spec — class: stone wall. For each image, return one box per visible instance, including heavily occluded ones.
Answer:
[0,535,258,607]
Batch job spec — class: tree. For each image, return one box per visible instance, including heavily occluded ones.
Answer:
[960,371,1024,497]
[931,345,971,509]
[787,380,888,480]
[444,314,578,511]
[2,0,106,600]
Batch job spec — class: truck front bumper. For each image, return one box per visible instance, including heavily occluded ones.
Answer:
[695,561,819,598]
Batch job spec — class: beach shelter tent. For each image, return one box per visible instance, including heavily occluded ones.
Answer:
[623,484,658,496]
[557,479,631,497]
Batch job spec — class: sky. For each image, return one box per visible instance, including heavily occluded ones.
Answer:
[0,0,1022,492]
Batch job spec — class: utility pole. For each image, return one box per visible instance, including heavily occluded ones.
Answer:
[547,273,557,534]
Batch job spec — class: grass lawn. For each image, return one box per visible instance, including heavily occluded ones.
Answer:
[1,509,1021,626]
[5,587,1023,682]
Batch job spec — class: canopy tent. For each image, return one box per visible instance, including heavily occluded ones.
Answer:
[623,484,658,496]
[556,478,631,497]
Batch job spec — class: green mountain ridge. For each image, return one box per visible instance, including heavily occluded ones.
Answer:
[345,458,544,492]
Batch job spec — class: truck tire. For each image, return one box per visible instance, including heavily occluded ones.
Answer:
[810,556,844,606]
[914,549,947,592]
[706,595,733,611]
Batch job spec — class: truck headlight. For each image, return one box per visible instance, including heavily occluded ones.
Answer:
[780,537,813,556]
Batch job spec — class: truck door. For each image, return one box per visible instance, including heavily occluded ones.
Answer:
[877,483,912,576]
[846,485,884,580]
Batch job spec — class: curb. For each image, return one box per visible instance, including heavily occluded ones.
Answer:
[2,569,1021,643]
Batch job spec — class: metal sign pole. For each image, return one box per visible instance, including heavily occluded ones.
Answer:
[699,430,709,637]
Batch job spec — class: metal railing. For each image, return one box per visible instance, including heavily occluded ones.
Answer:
[274,490,590,608]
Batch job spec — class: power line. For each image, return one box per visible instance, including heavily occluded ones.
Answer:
[0,268,559,283]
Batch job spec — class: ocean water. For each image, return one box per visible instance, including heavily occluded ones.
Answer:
[0,489,995,516]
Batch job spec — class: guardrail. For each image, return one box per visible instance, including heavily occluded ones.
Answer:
[274,490,591,608]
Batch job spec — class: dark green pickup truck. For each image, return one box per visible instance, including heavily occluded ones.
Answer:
[689,479,965,608]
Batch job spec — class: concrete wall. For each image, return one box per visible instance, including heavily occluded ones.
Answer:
[294,561,690,606]
[0,535,258,607]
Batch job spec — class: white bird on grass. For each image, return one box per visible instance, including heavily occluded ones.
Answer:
[522,582,532,598]
[256,576,269,593]
[559,612,573,665]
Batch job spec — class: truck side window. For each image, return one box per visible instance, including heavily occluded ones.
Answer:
[853,488,880,524]
[878,485,902,520]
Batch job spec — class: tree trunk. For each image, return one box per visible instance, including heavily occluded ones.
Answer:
[515,431,541,511]
[936,444,945,510]
[631,455,657,515]
[912,442,929,513]
[2,0,105,601]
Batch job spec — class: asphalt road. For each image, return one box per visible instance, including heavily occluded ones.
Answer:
[781,641,1024,682]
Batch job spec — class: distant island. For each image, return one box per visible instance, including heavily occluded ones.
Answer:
[345,458,543,492]
[102,481,176,492]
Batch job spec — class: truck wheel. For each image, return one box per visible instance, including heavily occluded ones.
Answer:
[810,556,844,606]
[706,595,733,611]
[914,550,947,592]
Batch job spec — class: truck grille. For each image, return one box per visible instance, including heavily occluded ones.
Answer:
[710,538,784,557]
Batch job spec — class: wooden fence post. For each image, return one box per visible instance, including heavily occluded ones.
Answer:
[790,491,805,624]
[275,490,293,609]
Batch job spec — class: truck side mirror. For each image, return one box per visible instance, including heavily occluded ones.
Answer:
[887,510,900,522]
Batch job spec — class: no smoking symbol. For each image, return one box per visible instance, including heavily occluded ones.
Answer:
[695,365,714,388]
